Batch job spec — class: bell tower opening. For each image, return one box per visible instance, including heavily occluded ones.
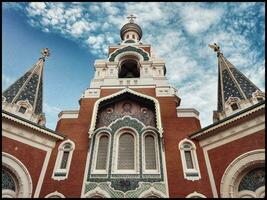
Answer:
[118,58,140,78]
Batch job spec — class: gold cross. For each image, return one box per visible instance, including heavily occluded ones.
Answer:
[127,14,136,23]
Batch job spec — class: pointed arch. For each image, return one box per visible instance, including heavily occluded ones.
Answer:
[88,88,163,138]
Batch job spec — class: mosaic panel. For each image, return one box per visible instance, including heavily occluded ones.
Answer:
[2,170,16,191]
[238,167,265,192]
[109,46,149,62]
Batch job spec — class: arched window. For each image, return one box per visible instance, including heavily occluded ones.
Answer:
[118,133,135,170]
[45,191,65,198]
[95,135,109,171]
[145,135,157,170]
[179,139,201,181]
[2,152,33,198]
[52,140,75,180]
[2,169,18,198]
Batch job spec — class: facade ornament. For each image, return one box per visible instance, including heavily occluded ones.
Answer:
[208,43,221,57]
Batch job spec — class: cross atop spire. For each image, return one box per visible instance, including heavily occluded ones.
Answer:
[208,43,221,57]
[210,44,265,122]
[2,48,50,125]
[41,48,50,59]
[127,14,136,23]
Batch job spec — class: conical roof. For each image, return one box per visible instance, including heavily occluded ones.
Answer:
[208,43,264,117]
[2,48,50,115]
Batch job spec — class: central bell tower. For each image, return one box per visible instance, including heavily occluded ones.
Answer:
[82,15,178,100]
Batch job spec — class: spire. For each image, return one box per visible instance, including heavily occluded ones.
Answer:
[209,44,265,121]
[2,48,50,125]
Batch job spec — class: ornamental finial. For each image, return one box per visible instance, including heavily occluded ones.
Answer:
[208,43,222,57]
[41,48,50,59]
[127,14,136,23]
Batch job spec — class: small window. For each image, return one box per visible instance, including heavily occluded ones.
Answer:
[257,97,263,102]
[179,139,201,181]
[126,35,129,39]
[19,106,27,114]
[132,34,135,39]
[52,140,75,180]
[231,103,239,111]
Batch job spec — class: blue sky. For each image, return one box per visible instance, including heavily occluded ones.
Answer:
[2,2,265,130]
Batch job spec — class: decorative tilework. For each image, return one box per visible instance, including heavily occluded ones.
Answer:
[2,170,16,191]
[230,68,259,99]
[109,46,149,62]
[238,167,265,192]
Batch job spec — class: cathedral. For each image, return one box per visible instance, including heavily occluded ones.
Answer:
[2,16,265,198]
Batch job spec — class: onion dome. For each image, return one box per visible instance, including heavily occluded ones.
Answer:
[120,15,143,41]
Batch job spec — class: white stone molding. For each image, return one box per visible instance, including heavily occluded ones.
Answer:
[44,191,66,198]
[58,110,79,119]
[82,88,101,98]
[2,152,33,198]
[33,148,52,197]
[190,103,265,140]
[186,191,207,198]
[139,187,167,198]
[142,130,160,174]
[177,108,199,119]
[83,186,111,198]
[88,87,163,137]
[91,131,111,174]
[178,139,201,181]
[52,139,76,181]
[220,149,265,198]
[2,112,64,140]
[112,127,139,174]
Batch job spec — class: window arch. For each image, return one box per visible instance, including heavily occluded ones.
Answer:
[143,132,159,173]
[2,152,33,198]
[179,139,201,181]
[92,133,111,173]
[220,149,265,198]
[114,129,138,173]
[52,139,75,180]
[2,168,18,198]
[45,191,65,198]
[118,133,135,169]
[186,191,207,198]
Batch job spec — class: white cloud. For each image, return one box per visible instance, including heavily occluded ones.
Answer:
[4,2,265,129]
[179,4,224,35]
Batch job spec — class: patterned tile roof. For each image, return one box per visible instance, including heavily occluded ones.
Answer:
[2,48,49,116]
[217,52,261,112]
